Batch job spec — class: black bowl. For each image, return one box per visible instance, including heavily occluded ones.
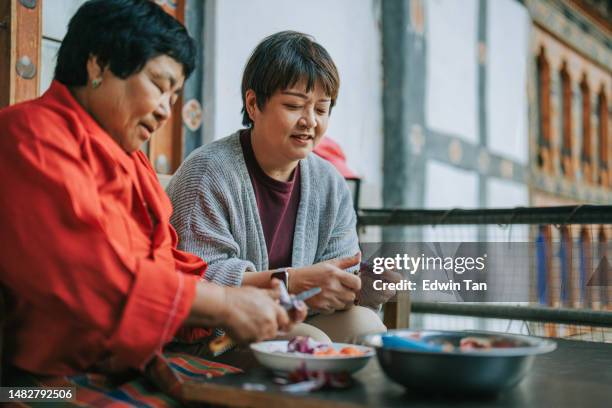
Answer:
[363,329,556,395]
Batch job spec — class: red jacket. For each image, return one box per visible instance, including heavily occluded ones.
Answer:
[0,81,207,375]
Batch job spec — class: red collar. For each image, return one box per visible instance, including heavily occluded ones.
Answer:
[43,80,137,174]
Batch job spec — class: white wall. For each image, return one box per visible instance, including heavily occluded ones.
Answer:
[40,0,87,93]
[425,0,478,143]
[40,40,60,94]
[42,0,86,40]
[486,178,529,241]
[425,160,479,209]
[208,0,383,206]
[487,178,528,208]
[424,160,478,242]
[487,0,530,164]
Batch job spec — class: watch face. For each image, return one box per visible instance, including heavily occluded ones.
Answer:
[271,270,288,287]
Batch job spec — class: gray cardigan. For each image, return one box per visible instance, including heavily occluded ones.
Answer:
[167,131,360,287]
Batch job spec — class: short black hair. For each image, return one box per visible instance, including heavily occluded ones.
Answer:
[241,31,340,127]
[55,0,196,86]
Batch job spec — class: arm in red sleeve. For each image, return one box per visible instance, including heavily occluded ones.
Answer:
[0,109,199,372]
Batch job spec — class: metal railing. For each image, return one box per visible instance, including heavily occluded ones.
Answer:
[357,205,612,340]
[358,205,612,226]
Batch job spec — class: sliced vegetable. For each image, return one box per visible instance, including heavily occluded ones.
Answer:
[286,337,366,357]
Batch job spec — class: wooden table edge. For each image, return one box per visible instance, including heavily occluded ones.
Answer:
[182,380,361,408]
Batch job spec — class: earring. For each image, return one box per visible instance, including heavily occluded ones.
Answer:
[92,78,102,89]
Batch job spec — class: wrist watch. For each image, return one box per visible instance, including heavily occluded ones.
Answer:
[271,267,290,291]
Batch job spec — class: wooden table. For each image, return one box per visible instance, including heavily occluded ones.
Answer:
[181,339,612,408]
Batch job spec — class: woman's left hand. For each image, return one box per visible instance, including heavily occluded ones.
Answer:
[357,264,403,309]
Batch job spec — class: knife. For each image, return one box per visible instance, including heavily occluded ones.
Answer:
[210,285,321,356]
[278,281,321,310]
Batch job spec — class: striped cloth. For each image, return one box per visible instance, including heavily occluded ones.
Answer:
[7,353,242,407]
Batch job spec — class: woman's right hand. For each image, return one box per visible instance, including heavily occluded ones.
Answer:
[219,284,290,343]
[187,281,293,344]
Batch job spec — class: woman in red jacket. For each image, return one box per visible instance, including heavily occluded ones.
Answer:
[0,0,304,378]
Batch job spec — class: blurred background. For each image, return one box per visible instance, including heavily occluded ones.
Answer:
[25,0,610,212]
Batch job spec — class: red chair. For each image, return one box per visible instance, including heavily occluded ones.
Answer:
[313,136,361,211]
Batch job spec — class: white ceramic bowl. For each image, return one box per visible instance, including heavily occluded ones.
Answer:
[250,340,374,374]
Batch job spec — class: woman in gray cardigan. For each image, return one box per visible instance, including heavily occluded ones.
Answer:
[168,31,389,343]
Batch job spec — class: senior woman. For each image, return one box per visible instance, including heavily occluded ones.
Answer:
[167,31,391,344]
[0,0,303,379]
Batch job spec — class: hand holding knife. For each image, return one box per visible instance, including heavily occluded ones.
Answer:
[209,282,319,356]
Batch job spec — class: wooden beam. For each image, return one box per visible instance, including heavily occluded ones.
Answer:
[566,0,612,36]
[533,21,611,76]
[0,0,41,108]
[0,1,11,108]
[14,0,40,103]
[383,291,410,330]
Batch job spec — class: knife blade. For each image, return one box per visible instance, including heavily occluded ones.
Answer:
[278,282,321,311]
[293,287,322,303]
